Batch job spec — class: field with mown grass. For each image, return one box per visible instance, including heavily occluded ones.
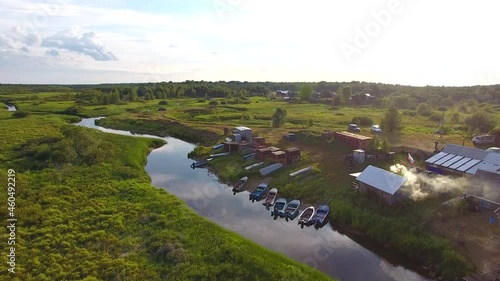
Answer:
[0,109,334,281]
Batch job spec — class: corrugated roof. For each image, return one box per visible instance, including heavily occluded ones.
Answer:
[442,144,489,160]
[357,165,406,195]
[465,169,500,204]
[466,152,500,174]
[425,152,448,164]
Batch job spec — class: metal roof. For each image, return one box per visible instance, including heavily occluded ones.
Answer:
[425,152,448,164]
[441,155,464,168]
[434,154,456,166]
[356,165,406,195]
[235,126,252,131]
[442,144,489,160]
[465,169,500,204]
[448,157,472,169]
[457,159,481,172]
[466,152,500,175]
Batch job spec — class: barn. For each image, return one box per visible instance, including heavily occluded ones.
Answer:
[355,165,407,204]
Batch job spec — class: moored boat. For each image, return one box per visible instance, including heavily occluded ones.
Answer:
[232,176,248,192]
[285,199,301,219]
[249,183,268,202]
[298,206,316,227]
[313,204,330,227]
[262,188,278,207]
[190,158,213,169]
[272,198,287,217]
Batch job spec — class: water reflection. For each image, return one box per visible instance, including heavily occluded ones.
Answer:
[6,105,16,111]
[78,118,430,281]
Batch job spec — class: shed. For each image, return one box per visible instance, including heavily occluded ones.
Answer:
[272,151,287,165]
[355,165,407,204]
[285,148,301,164]
[256,148,272,160]
[334,131,371,150]
[234,126,253,142]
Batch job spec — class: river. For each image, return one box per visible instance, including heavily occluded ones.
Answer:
[6,104,16,111]
[77,117,430,281]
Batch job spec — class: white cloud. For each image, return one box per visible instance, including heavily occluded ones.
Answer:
[42,27,117,61]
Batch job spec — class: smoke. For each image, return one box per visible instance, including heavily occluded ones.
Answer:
[390,164,468,201]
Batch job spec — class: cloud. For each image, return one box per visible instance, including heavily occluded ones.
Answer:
[42,28,117,61]
[45,48,59,57]
[10,26,42,46]
[20,46,29,53]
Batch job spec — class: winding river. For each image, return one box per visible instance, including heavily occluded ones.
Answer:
[77,117,430,281]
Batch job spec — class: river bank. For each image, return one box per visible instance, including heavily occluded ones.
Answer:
[94,115,472,280]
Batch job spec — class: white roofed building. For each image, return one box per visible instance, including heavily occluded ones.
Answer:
[355,165,407,204]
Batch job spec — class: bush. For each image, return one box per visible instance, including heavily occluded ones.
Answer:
[220,100,227,105]
[12,111,30,118]
[351,116,373,126]
[158,100,168,105]
[429,112,444,122]
[208,100,219,107]
[417,103,432,116]
[62,106,81,116]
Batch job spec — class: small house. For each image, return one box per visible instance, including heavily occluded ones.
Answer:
[355,165,407,204]
[464,169,500,210]
[285,148,301,164]
[234,126,253,142]
[334,131,371,150]
[272,151,287,165]
[256,148,272,160]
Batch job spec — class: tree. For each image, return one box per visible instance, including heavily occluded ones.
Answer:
[465,111,497,133]
[299,84,313,101]
[341,87,352,102]
[416,103,432,116]
[272,108,287,128]
[381,105,402,132]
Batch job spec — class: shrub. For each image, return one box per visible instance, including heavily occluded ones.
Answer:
[12,111,30,118]
[429,112,444,122]
[416,103,432,116]
[208,100,219,107]
[158,100,168,105]
[351,116,374,126]
[220,100,227,105]
[62,106,81,116]
[197,99,205,103]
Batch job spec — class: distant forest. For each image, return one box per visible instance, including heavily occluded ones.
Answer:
[1,81,499,108]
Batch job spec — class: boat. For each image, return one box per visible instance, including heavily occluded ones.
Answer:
[297,206,316,227]
[249,183,268,202]
[285,199,301,219]
[244,161,264,170]
[190,158,213,169]
[210,152,230,158]
[313,204,330,227]
[232,176,248,192]
[289,166,312,177]
[212,143,224,150]
[262,188,278,207]
[259,163,283,176]
[272,198,287,217]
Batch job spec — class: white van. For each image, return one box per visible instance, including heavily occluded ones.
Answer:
[472,134,494,145]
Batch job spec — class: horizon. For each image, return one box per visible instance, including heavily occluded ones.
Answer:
[1,0,500,86]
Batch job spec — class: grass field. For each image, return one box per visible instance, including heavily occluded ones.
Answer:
[0,109,334,281]
[3,92,498,280]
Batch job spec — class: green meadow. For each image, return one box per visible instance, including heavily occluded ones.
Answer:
[0,108,333,281]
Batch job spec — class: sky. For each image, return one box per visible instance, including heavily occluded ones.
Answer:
[1,0,500,86]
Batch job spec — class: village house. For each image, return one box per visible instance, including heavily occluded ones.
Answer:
[354,165,407,204]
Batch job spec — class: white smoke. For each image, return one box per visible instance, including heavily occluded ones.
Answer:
[390,164,468,201]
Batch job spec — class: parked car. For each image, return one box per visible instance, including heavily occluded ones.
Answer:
[371,125,382,133]
[348,124,361,133]
[472,134,494,145]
